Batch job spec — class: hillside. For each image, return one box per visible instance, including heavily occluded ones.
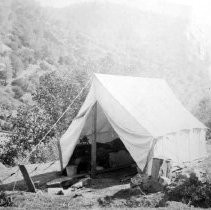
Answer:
[52,1,210,110]
[0,0,210,164]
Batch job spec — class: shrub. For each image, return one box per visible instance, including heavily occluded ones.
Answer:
[11,86,24,99]
[39,62,50,71]
[11,78,29,92]
[166,173,211,208]
[0,192,13,207]
[0,105,54,166]
[29,138,59,163]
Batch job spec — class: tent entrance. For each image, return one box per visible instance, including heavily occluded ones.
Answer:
[67,136,136,175]
[67,102,136,176]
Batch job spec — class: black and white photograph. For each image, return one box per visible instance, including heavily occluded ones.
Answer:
[0,0,211,209]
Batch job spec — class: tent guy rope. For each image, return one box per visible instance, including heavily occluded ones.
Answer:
[12,77,92,191]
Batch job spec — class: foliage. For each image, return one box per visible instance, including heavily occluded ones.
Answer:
[166,173,211,208]
[29,138,59,163]
[0,70,7,85]
[0,105,54,165]
[11,86,24,99]
[11,78,29,92]
[4,57,13,82]
[0,192,13,207]
[33,71,89,134]
[10,53,24,77]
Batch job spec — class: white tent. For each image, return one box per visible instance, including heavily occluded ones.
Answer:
[60,73,207,172]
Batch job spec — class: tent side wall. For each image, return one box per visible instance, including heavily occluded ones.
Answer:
[153,128,207,164]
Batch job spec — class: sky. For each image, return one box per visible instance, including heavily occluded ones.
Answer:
[36,0,211,25]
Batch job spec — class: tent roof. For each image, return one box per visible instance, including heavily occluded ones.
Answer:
[94,73,206,137]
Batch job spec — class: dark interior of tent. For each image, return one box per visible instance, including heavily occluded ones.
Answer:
[65,135,136,176]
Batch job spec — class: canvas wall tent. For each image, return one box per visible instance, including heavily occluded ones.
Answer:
[59,73,207,174]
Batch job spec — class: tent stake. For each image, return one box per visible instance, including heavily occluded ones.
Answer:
[91,102,97,177]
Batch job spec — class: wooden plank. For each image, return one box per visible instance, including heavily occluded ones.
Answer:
[151,158,163,180]
[19,165,36,193]
[46,173,88,188]
[57,140,64,171]
[91,102,97,177]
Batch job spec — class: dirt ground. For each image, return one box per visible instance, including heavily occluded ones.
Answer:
[0,177,192,210]
[0,143,211,209]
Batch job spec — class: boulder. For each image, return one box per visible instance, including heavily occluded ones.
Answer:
[130,173,163,193]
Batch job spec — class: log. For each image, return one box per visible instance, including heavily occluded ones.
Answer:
[19,165,36,193]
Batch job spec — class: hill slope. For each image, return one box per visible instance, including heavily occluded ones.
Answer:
[0,0,210,133]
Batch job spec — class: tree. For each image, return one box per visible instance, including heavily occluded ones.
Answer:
[4,57,13,83]
[10,53,24,77]
[33,71,89,135]
[0,105,54,165]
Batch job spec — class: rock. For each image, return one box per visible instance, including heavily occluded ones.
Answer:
[130,174,148,188]
[61,177,78,189]
[193,168,207,183]
[159,176,171,186]
[72,177,91,189]
[47,188,64,195]
[56,190,64,195]
[130,173,163,193]
[72,193,82,198]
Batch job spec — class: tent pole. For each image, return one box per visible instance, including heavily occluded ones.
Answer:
[57,140,64,172]
[91,102,97,177]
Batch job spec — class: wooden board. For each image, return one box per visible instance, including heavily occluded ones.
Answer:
[46,173,88,188]
[19,165,36,193]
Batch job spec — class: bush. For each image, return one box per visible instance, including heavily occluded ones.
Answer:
[0,192,13,207]
[39,62,50,71]
[29,138,59,163]
[12,86,24,99]
[0,105,54,166]
[166,173,211,208]
[11,78,29,92]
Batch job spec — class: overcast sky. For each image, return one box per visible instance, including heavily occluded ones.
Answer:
[36,0,211,26]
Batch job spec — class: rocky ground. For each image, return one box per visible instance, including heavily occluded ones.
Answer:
[0,142,210,209]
